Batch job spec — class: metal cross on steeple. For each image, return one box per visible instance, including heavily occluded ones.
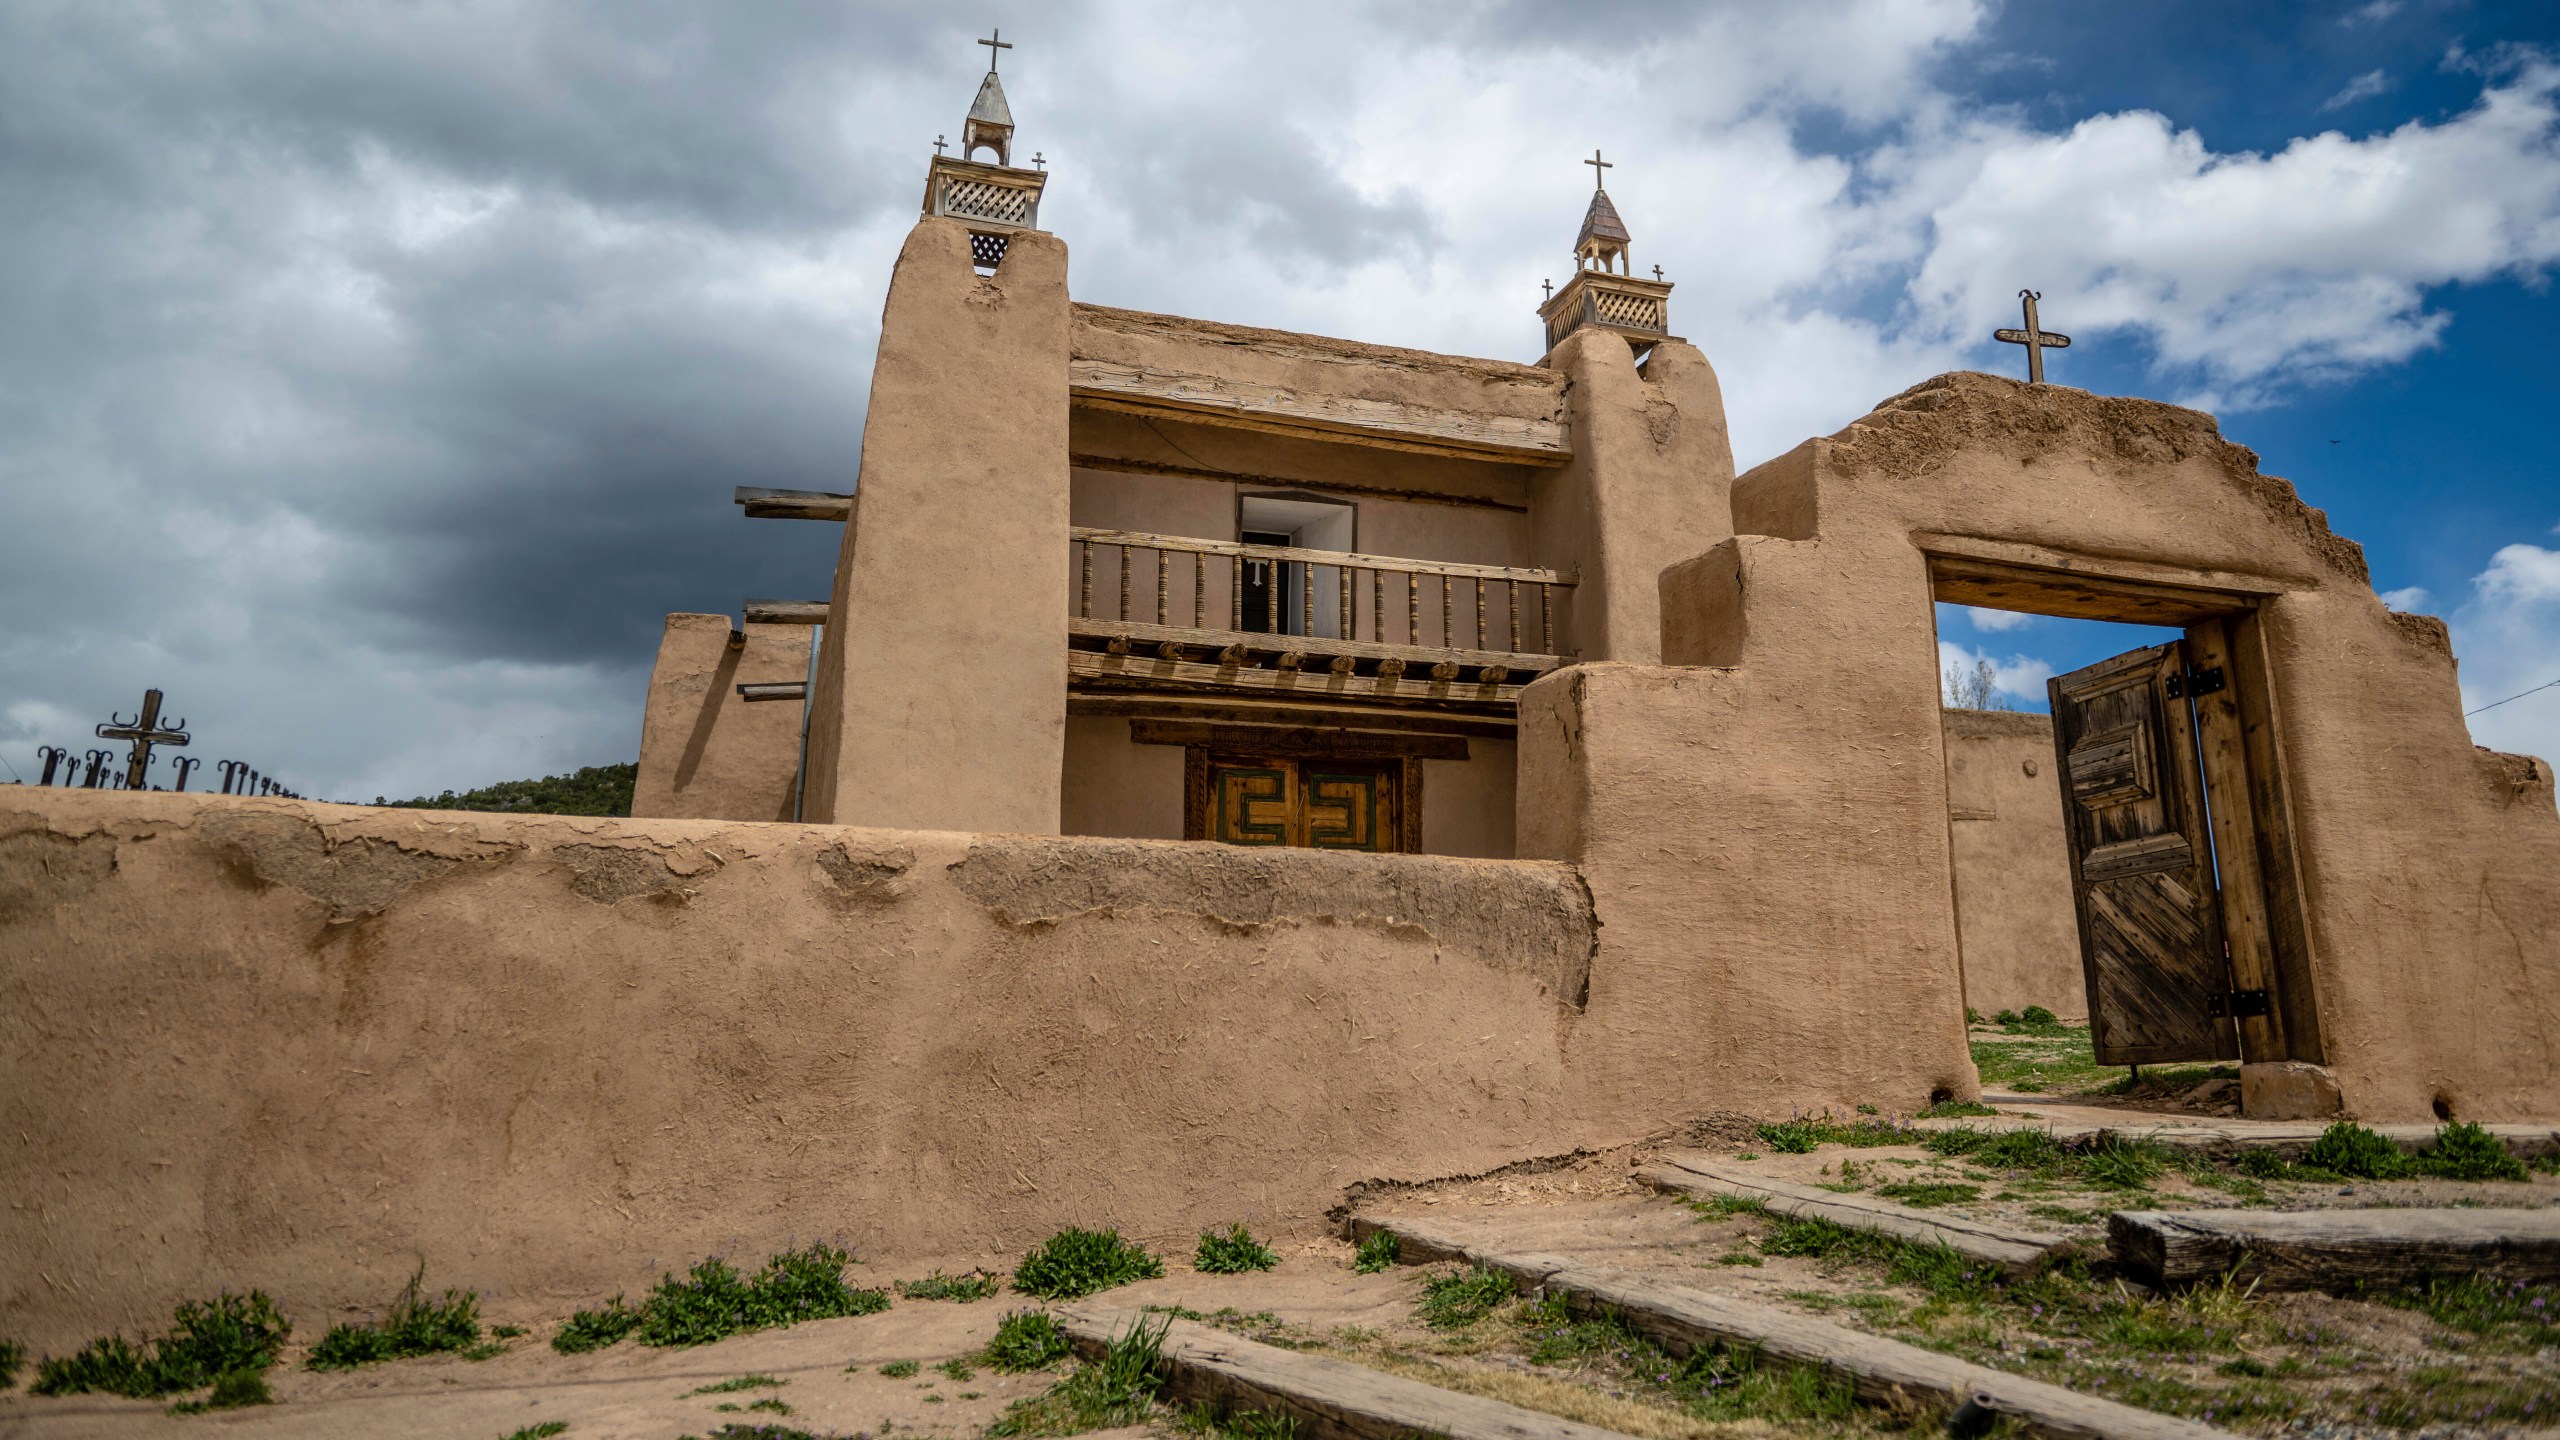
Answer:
[1542,279,1553,300]
[978,27,1012,70]
[95,688,188,791]
[934,134,948,155]
[1653,265,1664,281]
[1994,289,2072,385]
[1583,148,1612,187]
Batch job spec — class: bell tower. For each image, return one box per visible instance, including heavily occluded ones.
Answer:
[920,28,1050,270]
[1536,150,1676,354]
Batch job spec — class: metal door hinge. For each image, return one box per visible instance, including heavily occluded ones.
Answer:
[2210,988,2271,1019]
[2166,666,2225,699]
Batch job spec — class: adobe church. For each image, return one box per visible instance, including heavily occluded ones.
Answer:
[5,42,2557,1348]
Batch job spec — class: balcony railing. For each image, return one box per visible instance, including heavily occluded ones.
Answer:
[1067,528,1574,697]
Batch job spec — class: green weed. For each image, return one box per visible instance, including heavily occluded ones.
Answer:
[1923,1125,2066,1174]
[985,1310,1073,1372]
[308,1266,479,1370]
[683,1425,835,1440]
[877,1359,920,1378]
[633,1244,889,1349]
[2080,1136,2171,1190]
[0,1338,20,1391]
[1756,1216,1996,1302]
[2381,1274,2560,1349]
[1417,1266,1516,1330]
[1351,1230,1401,1274]
[2302,1120,2409,1179]
[1919,1100,2001,1119]
[2424,1121,2530,1181]
[35,1290,292,1397]
[1193,1223,1279,1275]
[1013,1228,1165,1300]
[937,1357,977,1381]
[1512,1296,1854,1425]
[1688,1194,1768,1219]
[987,1315,1167,1437]
[503,1425,569,1440]
[163,1366,275,1414]
[1757,1115,1920,1153]
[686,1374,785,1396]
[896,1269,1004,1302]
[1872,1181,1980,1209]
[1180,1401,1301,1440]
[552,1295,642,1354]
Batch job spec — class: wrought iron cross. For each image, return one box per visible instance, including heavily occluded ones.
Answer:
[1583,148,1612,186]
[979,27,1012,69]
[1994,288,2072,385]
[1541,278,1553,300]
[933,134,948,155]
[1031,151,1046,170]
[1652,265,1664,281]
[95,688,188,791]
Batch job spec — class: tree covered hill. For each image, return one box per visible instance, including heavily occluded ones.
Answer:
[379,762,635,817]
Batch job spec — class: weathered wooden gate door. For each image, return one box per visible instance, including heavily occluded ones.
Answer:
[2048,642,2239,1065]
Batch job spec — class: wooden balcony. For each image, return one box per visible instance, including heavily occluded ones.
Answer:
[1068,528,1573,714]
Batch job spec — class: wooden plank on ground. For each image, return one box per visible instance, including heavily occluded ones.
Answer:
[1552,1266,2234,1440]
[1056,1309,1636,1440]
[2110,1207,2560,1291]
[1637,1153,2070,1276]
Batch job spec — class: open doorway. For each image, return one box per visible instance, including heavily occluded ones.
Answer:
[1929,553,2324,1115]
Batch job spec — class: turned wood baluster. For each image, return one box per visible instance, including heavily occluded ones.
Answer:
[1265,554,1279,634]
[1372,570,1383,643]
[1440,577,1452,649]
[1507,579,1519,651]
[1119,546,1130,622]
[1231,554,1243,631]
[1339,565,1352,641]
[1079,541,1092,618]
[1475,578,1485,650]
[1155,547,1168,626]
[1406,573,1418,645]
[1194,552,1205,627]
[1301,560,1314,640]
[1540,584,1553,653]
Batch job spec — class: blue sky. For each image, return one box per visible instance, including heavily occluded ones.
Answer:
[2,1,2556,794]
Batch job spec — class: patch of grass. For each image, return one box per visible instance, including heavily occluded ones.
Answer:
[504,1425,569,1440]
[2302,1120,2410,1179]
[2424,1121,2531,1181]
[552,1295,642,1354]
[685,1426,838,1440]
[1013,1227,1165,1301]
[1179,1401,1301,1440]
[1511,1296,1857,1426]
[896,1269,1004,1302]
[716,1397,793,1416]
[1921,1125,2066,1174]
[1417,1266,1517,1330]
[985,1310,1073,1372]
[634,1244,890,1349]
[2080,1136,2171,1190]
[2381,1273,2560,1349]
[163,1366,275,1414]
[307,1266,479,1370]
[0,1337,20,1391]
[1919,1099,2001,1119]
[1757,1216,1997,1303]
[686,1374,785,1396]
[1756,1114,1921,1153]
[987,1315,1168,1438]
[937,1357,977,1381]
[1714,1251,1763,1267]
[35,1289,292,1397]
[1193,1223,1279,1275]
[1351,1230,1401,1274]
[877,1359,920,1378]
[1871,1181,1981,1209]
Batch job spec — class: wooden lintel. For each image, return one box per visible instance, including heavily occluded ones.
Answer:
[1921,534,2288,626]
[735,682,808,703]
[735,486,853,520]
[1067,693,1515,738]
[1129,719,1469,760]
[1069,650,1518,713]
[743,599,829,625]
[1069,359,1571,468]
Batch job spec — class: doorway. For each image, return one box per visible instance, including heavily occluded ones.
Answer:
[1238,492,1355,637]
[1930,549,2324,1106]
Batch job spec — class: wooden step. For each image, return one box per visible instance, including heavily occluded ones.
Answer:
[1055,1307,1639,1440]
[1637,1152,2073,1276]
[1349,1215,2238,1440]
[2110,1206,2560,1290]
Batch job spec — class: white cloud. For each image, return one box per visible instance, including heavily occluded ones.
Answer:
[2320,69,2392,111]
[2343,1,2401,28]
[2379,585,2432,611]
[2448,539,2560,762]
[1960,605,2037,632]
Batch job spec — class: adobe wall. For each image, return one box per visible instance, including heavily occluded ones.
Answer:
[630,614,811,822]
[0,790,1594,1352]
[1604,372,2558,1121]
[1941,708,2085,1020]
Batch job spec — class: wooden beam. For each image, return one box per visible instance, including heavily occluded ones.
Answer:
[734,486,852,520]
[2110,1208,2560,1291]
[1129,719,1469,760]
[1055,1309,1629,1440]
[735,682,808,702]
[1345,1215,2238,1440]
[1069,649,1522,713]
[742,599,829,625]
[1070,359,1571,467]
[1638,1154,2070,1278]
[1066,694,1516,739]
[1071,617,1563,676]
[2184,618,2285,1063]
[2226,608,2325,1063]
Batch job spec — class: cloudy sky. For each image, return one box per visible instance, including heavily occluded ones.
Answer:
[3,0,2558,800]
